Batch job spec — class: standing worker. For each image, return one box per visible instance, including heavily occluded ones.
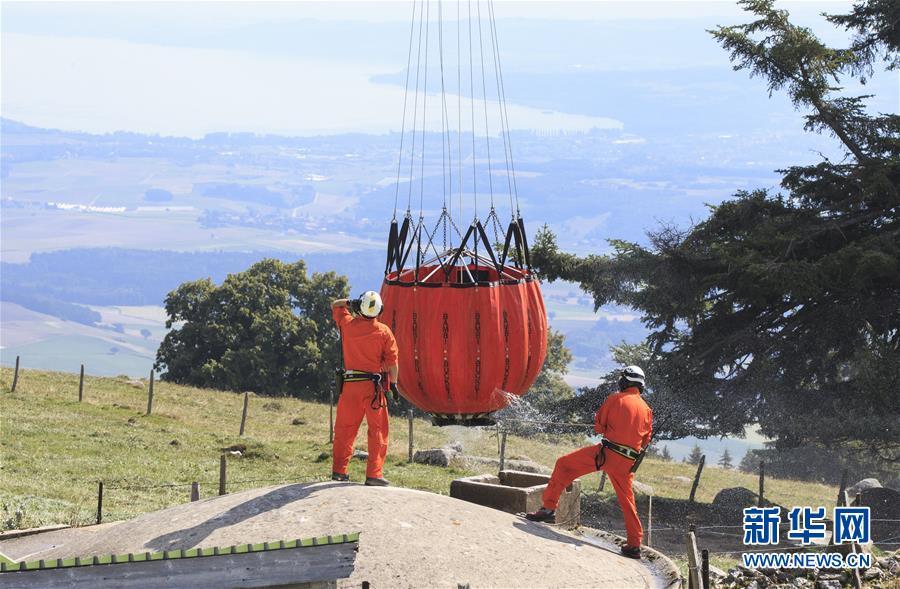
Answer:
[330,291,400,486]
[526,366,652,559]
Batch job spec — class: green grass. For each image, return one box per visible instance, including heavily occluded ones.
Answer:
[0,367,837,535]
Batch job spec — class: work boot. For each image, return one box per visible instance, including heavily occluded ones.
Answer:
[620,545,642,559]
[331,472,350,482]
[525,507,556,523]
[364,477,390,487]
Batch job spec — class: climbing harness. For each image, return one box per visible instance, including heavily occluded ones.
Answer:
[342,370,387,410]
[595,438,642,471]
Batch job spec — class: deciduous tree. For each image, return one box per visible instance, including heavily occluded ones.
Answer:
[155,259,348,399]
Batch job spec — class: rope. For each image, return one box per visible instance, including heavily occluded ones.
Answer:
[456,0,463,234]
[393,0,419,218]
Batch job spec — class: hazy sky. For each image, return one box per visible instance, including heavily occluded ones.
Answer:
[1,1,863,137]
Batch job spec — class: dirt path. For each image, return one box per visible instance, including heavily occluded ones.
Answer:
[0,483,669,588]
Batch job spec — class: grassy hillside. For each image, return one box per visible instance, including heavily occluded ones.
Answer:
[0,367,837,534]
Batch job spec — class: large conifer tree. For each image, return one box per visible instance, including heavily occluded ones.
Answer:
[533,0,899,459]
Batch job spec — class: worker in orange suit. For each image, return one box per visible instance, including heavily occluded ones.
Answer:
[527,366,652,559]
[330,291,399,486]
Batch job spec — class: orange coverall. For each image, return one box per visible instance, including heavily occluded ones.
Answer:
[332,306,399,479]
[541,387,653,547]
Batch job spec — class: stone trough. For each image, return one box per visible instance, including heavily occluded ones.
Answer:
[450,470,582,526]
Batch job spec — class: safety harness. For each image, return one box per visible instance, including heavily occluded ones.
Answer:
[342,370,387,410]
[594,438,642,470]
[336,320,387,410]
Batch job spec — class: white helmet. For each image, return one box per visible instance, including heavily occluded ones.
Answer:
[621,365,646,387]
[358,291,384,318]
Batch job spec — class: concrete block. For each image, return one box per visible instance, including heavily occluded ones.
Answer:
[450,470,581,526]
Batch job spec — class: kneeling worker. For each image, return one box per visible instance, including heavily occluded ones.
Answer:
[527,366,652,559]
[330,291,399,486]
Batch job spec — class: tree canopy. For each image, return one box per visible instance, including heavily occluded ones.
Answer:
[155,259,348,399]
[532,0,899,460]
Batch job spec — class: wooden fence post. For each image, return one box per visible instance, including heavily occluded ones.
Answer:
[689,455,705,503]
[96,481,104,525]
[758,460,765,506]
[701,549,710,589]
[146,370,155,415]
[686,524,701,589]
[219,455,227,496]
[239,392,249,436]
[647,493,653,547]
[190,482,199,502]
[78,364,85,402]
[328,386,334,444]
[498,431,507,472]
[598,472,607,492]
[11,355,20,392]
[836,468,848,507]
[407,409,414,463]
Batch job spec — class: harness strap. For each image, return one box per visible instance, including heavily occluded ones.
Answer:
[601,438,641,461]
[343,370,382,383]
[342,370,386,410]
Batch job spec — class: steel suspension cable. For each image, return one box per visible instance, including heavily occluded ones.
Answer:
[406,0,426,214]
[476,0,495,214]
[486,0,515,218]
[467,0,477,224]
[419,0,430,220]
[456,0,464,233]
[488,0,521,216]
[438,0,454,248]
[393,0,419,219]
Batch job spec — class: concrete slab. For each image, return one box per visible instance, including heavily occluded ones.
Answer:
[0,483,664,588]
[450,470,581,526]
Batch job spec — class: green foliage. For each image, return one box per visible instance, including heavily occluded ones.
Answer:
[687,444,705,466]
[739,442,899,485]
[660,445,673,462]
[532,1,899,458]
[718,448,733,469]
[526,328,575,412]
[155,259,348,399]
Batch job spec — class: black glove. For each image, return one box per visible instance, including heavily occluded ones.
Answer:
[388,383,400,402]
[349,298,362,315]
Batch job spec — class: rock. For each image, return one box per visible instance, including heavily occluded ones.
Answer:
[352,449,368,460]
[846,478,881,498]
[673,476,692,483]
[884,477,900,491]
[414,448,457,467]
[708,564,727,580]
[858,487,900,545]
[169,439,180,446]
[814,580,841,589]
[791,578,813,588]
[446,442,463,453]
[713,487,759,509]
[632,481,654,496]
[862,567,884,581]
[291,417,306,426]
